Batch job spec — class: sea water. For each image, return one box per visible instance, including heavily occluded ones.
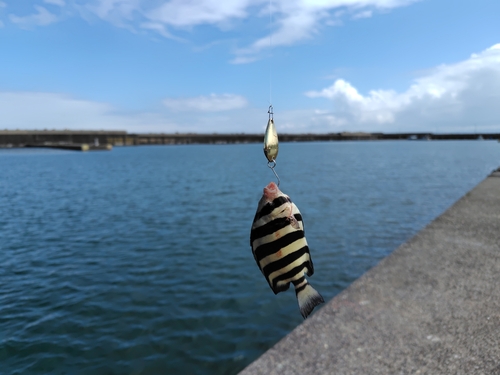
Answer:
[1,141,499,374]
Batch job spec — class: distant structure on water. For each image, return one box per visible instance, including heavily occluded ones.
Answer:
[1,130,499,150]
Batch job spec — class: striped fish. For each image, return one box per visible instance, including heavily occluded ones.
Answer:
[250,181,324,318]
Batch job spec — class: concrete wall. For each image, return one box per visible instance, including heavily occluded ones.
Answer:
[239,171,500,375]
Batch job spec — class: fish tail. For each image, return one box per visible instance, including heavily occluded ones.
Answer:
[295,281,324,319]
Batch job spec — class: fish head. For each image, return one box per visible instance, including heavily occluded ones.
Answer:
[263,181,280,201]
[255,182,292,221]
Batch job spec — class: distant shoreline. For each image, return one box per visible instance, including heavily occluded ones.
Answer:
[1,130,499,148]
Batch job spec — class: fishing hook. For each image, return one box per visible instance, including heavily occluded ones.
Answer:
[267,160,280,187]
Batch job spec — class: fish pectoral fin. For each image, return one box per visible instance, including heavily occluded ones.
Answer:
[288,215,300,230]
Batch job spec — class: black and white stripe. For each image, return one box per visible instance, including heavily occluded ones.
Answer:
[250,186,323,318]
[251,195,313,292]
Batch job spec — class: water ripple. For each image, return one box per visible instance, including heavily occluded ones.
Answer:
[1,141,499,374]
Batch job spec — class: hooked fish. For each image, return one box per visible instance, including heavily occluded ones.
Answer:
[250,181,324,318]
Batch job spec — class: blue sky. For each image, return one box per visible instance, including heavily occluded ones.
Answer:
[1,0,499,133]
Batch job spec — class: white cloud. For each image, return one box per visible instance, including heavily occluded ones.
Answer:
[3,45,498,135]
[0,91,257,133]
[0,92,181,133]
[163,94,248,112]
[233,0,418,62]
[305,44,500,132]
[352,10,373,19]
[146,0,252,28]
[242,6,319,51]
[79,0,418,62]
[139,21,183,40]
[7,41,500,137]
[2,1,420,62]
[0,1,4,28]
[9,6,58,28]
[230,55,259,64]
[0,89,352,134]
[86,0,140,25]
[44,0,66,6]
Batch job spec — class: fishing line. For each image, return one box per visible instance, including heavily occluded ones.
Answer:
[269,0,272,106]
[263,0,280,186]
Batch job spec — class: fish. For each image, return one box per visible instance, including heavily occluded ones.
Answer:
[250,181,324,318]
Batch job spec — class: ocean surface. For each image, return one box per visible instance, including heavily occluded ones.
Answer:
[1,141,499,375]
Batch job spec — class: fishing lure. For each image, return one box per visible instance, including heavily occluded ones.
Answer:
[263,106,280,186]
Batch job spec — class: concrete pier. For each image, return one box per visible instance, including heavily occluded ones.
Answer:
[239,171,500,374]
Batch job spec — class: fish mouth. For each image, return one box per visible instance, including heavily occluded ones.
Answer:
[263,182,279,201]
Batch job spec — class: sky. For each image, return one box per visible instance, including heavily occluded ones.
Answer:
[0,0,499,134]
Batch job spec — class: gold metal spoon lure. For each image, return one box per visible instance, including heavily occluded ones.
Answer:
[264,105,280,186]
[264,105,278,162]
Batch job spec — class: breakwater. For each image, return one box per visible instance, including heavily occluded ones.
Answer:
[239,170,500,375]
[1,130,499,148]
